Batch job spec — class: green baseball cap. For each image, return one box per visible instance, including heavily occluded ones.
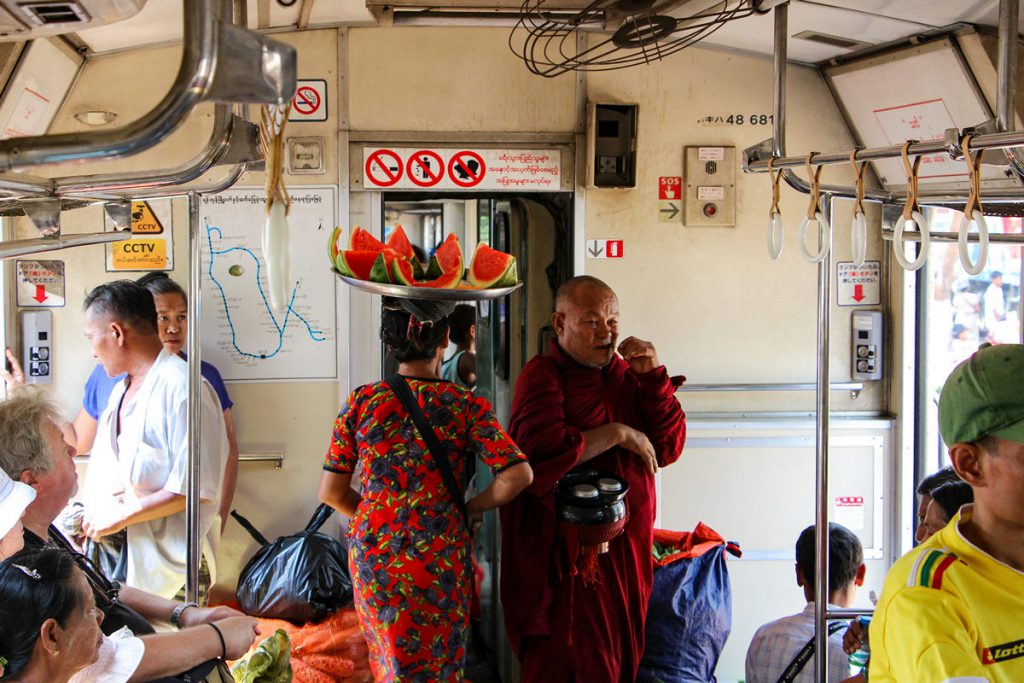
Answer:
[939,343,1024,446]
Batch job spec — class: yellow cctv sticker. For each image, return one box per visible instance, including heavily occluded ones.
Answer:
[130,201,164,234]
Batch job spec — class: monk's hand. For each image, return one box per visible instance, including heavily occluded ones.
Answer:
[617,424,658,474]
[617,337,659,374]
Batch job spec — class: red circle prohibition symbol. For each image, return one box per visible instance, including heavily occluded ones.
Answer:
[448,151,486,188]
[365,149,404,187]
[407,150,444,187]
[293,86,320,115]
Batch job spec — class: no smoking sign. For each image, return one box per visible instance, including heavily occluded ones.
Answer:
[289,79,327,122]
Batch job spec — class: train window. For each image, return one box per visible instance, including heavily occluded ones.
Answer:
[920,207,1022,467]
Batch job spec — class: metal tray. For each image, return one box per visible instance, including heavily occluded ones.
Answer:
[334,271,522,301]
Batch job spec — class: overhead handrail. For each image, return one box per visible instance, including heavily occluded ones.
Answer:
[892,143,929,271]
[52,104,237,197]
[752,0,1024,209]
[798,153,831,263]
[958,134,989,276]
[849,149,868,267]
[0,0,218,172]
[766,157,784,259]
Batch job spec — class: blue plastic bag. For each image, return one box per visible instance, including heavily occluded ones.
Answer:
[637,524,741,683]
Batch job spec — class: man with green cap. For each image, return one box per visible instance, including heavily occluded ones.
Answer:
[869,343,1024,683]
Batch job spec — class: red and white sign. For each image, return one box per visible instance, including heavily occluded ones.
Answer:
[16,260,64,307]
[659,176,682,200]
[365,149,403,187]
[586,239,624,259]
[449,151,486,188]
[407,150,445,187]
[835,495,865,530]
[289,79,327,122]
[362,147,561,191]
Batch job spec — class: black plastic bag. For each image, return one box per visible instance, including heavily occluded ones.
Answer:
[233,504,352,624]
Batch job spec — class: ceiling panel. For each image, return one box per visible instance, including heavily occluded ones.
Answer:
[809,0,1001,30]
[701,2,935,63]
[76,0,375,54]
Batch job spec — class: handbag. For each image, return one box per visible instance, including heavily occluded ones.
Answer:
[233,504,352,624]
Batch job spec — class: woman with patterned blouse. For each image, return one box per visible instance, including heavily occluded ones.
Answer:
[318,297,533,682]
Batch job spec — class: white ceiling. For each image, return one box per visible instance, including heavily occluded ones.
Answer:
[72,0,1013,60]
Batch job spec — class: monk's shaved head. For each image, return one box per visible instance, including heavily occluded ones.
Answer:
[555,276,616,313]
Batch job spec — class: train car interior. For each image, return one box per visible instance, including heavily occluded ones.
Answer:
[0,0,1021,681]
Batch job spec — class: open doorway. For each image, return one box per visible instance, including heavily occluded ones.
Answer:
[379,191,573,680]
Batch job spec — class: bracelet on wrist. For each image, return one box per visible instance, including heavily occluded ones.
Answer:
[208,622,227,659]
[170,601,197,629]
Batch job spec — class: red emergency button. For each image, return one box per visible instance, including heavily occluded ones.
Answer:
[703,203,718,217]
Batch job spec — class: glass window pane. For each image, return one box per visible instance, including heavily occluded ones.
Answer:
[921,208,1022,466]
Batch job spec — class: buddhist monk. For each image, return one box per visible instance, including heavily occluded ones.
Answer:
[500,275,686,682]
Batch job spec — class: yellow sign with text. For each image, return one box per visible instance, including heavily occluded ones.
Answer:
[111,239,167,270]
[130,201,164,234]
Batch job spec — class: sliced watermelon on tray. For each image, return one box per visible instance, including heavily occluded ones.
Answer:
[336,250,382,281]
[385,225,415,261]
[349,226,385,252]
[468,243,518,288]
[392,258,461,289]
[427,233,464,279]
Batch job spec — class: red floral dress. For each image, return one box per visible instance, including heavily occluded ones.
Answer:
[323,378,527,682]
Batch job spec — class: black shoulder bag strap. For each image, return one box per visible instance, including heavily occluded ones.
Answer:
[777,620,848,683]
[386,375,468,529]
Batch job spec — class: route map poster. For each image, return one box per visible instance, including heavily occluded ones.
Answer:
[199,186,337,382]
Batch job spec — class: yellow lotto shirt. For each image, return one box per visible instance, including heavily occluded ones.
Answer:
[870,505,1024,683]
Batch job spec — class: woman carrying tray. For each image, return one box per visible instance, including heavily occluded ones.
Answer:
[318,296,533,682]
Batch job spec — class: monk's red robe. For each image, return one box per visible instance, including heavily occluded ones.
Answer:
[500,340,686,682]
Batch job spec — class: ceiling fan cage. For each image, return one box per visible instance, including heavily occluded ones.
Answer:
[510,0,759,76]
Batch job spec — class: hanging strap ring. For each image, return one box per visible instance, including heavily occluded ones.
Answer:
[798,153,831,262]
[893,142,929,271]
[849,148,869,267]
[959,134,990,276]
[767,157,784,259]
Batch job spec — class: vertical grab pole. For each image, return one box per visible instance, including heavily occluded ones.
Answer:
[185,191,203,603]
[997,0,1024,176]
[813,194,834,682]
[771,2,787,159]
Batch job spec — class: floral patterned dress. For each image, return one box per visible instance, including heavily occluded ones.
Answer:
[323,377,527,682]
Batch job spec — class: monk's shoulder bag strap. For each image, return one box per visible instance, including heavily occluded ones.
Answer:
[386,375,469,529]
[777,620,848,683]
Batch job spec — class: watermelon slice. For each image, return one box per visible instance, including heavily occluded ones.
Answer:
[386,225,415,261]
[369,252,392,283]
[392,258,461,289]
[426,233,464,279]
[468,243,518,288]
[336,250,383,281]
[327,226,342,266]
[349,226,385,252]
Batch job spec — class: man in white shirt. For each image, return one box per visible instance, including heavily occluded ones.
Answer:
[745,523,865,683]
[79,280,228,601]
[983,271,1006,338]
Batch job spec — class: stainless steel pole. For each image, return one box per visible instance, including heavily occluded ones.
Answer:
[813,195,834,683]
[185,191,203,603]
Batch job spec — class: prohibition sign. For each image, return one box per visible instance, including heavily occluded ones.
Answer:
[293,86,321,116]
[407,150,444,188]
[365,149,404,187]
[448,151,486,188]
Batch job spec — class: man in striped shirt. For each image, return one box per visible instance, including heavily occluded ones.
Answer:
[870,344,1024,683]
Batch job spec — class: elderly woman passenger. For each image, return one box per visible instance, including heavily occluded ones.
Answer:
[0,547,103,681]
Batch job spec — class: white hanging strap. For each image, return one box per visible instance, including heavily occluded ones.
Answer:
[798,153,831,263]
[767,157,784,259]
[893,142,929,271]
[259,102,293,315]
[958,134,989,276]
[849,149,868,267]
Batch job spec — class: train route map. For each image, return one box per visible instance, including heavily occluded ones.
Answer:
[199,187,337,381]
